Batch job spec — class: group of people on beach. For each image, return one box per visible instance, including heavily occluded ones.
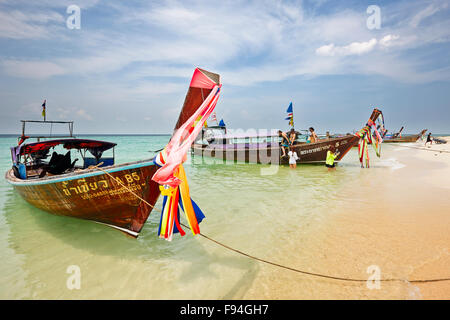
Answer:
[278,127,338,170]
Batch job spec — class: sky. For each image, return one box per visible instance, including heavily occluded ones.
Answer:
[0,0,449,135]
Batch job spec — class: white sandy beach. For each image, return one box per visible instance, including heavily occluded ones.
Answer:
[243,137,450,299]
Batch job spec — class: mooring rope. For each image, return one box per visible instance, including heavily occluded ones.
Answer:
[89,164,154,209]
[148,148,164,154]
[93,165,450,284]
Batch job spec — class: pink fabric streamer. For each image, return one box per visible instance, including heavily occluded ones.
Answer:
[369,122,383,144]
[152,85,221,187]
[189,69,217,89]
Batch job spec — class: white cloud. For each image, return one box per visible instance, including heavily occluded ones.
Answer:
[0,0,101,9]
[0,10,63,39]
[1,0,449,86]
[52,107,93,121]
[316,38,378,56]
[56,107,70,119]
[1,60,66,78]
[76,109,93,121]
[18,102,43,117]
[315,34,401,57]
[410,2,449,27]
[379,34,400,47]
[315,44,336,56]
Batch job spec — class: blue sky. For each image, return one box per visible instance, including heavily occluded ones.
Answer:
[0,0,449,134]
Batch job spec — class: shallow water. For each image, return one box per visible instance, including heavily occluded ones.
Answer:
[0,135,448,299]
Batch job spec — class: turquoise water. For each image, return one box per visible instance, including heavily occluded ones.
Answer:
[0,135,440,299]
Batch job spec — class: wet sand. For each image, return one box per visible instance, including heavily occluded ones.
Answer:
[243,137,450,299]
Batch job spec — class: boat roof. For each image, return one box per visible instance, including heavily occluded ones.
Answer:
[11,139,117,163]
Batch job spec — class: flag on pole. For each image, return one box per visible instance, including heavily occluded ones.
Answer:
[41,99,46,121]
[219,119,226,127]
[211,111,218,124]
[285,102,294,128]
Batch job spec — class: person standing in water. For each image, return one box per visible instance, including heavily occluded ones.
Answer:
[309,127,318,143]
[326,145,340,171]
[288,146,299,169]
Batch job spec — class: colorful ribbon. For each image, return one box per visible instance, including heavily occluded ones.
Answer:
[155,156,205,241]
[355,110,385,168]
[152,83,221,240]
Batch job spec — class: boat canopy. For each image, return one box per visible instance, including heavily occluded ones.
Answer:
[11,139,116,163]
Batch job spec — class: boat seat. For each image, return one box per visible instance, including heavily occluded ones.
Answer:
[48,151,63,167]
[47,151,74,175]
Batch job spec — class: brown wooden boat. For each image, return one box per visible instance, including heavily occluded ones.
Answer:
[192,110,381,165]
[5,68,221,237]
[383,129,427,143]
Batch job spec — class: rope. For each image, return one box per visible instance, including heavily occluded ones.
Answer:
[90,164,154,209]
[194,227,450,284]
[92,165,450,284]
[148,148,164,154]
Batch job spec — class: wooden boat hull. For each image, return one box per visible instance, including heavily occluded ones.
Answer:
[383,130,427,143]
[383,134,421,143]
[5,160,160,237]
[288,135,358,164]
[192,135,359,165]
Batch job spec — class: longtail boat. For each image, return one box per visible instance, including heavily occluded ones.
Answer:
[383,129,427,143]
[192,109,382,165]
[5,68,221,237]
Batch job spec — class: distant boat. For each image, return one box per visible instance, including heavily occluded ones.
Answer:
[383,129,427,143]
[5,68,221,237]
[192,109,383,165]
